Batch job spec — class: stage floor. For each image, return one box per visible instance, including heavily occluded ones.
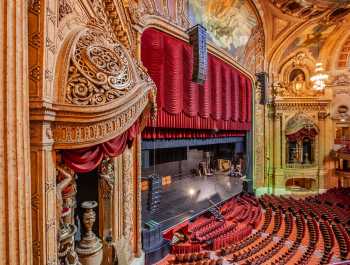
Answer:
[141,172,242,231]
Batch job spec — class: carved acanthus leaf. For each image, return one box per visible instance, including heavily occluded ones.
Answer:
[58,0,73,22]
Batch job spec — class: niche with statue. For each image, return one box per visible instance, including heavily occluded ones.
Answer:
[56,156,117,265]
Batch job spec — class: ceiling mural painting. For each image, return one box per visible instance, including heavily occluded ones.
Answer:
[188,0,262,69]
[281,23,338,60]
[270,0,350,20]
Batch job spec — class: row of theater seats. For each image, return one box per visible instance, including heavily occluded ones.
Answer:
[167,252,224,265]
[195,223,236,242]
[211,189,350,264]
[191,221,224,240]
[224,209,284,263]
[165,190,349,265]
[188,217,215,233]
[177,194,262,251]
[264,190,349,258]
[170,252,210,263]
[212,225,252,250]
[172,244,202,254]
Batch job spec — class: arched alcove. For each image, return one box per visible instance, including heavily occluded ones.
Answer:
[285,113,319,165]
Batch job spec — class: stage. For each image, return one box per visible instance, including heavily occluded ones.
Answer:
[141,172,243,231]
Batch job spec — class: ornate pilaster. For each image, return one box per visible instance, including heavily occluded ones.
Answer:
[136,135,142,257]
[0,1,32,264]
[99,158,115,240]
[29,0,58,262]
[30,122,57,265]
[267,105,275,193]
[273,113,284,191]
[318,112,328,190]
[254,80,266,190]
[112,155,124,241]
[122,147,134,261]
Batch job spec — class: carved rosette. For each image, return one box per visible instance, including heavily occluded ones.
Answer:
[65,29,134,105]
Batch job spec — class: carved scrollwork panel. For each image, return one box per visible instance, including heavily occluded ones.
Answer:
[65,29,137,106]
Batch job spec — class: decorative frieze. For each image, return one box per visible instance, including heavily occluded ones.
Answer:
[53,92,148,148]
[274,101,329,112]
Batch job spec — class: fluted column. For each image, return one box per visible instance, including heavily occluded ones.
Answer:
[0,0,32,264]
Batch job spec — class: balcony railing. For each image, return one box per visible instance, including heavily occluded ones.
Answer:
[285,163,316,169]
[335,138,350,148]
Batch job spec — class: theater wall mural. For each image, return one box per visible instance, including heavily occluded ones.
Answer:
[188,0,262,70]
[282,23,338,59]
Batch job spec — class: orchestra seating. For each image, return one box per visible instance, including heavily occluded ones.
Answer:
[158,188,350,265]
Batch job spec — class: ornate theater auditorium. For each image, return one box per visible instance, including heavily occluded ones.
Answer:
[1,0,350,265]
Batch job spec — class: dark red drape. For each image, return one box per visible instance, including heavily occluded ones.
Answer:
[62,122,139,173]
[141,28,252,134]
[286,128,318,141]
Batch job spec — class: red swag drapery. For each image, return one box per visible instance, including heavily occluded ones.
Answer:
[286,128,318,142]
[141,28,252,135]
[62,122,139,173]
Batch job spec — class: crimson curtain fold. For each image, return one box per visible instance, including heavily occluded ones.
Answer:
[62,122,139,173]
[141,28,253,134]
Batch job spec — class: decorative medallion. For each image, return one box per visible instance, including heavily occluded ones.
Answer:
[65,29,134,105]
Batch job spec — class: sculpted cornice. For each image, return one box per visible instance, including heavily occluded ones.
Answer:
[52,91,149,149]
[272,99,330,112]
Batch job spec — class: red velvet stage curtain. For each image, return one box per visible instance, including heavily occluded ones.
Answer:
[62,122,139,173]
[141,28,253,132]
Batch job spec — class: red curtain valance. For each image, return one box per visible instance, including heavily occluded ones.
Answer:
[61,122,139,173]
[141,28,252,133]
[142,128,244,139]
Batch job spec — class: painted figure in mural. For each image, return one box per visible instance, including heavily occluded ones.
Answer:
[290,69,307,95]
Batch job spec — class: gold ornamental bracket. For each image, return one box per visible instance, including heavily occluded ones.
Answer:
[52,27,156,149]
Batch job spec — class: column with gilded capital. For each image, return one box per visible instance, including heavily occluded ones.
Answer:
[0,0,33,264]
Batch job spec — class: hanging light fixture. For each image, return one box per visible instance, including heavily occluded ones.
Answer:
[311,36,328,91]
[310,62,328,91]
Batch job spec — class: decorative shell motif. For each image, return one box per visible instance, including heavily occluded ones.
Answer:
[66,29,134,105]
